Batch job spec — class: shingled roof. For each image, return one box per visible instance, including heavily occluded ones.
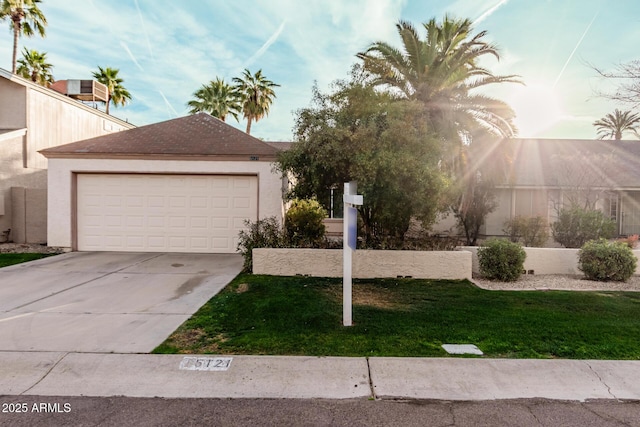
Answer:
[507,138,640,189]
[40,113,280,160]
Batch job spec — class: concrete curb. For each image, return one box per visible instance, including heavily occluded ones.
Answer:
[2,352,640,401]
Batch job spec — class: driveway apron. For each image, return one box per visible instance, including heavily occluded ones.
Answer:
[0,252,242,353]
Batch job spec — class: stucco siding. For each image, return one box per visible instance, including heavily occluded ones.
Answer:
[0,78,26,128]
[47,158,284,249]
[253,248,472,280]
[26,89,131,169]
[0,134,47,238]
[485,189,513,236]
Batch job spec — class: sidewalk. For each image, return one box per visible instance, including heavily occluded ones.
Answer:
[2,352,639,401]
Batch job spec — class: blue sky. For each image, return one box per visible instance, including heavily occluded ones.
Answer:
[1,0,638,141]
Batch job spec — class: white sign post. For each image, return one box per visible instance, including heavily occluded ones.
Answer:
[343,181,363,327]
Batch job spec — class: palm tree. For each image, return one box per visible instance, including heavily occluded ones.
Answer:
[0,0,47,74]
[358,16,520,244]
[593,109,640,140]
[232,69,280,134]
[16,47,53,86]
[91,66,132,115]
[357,16,520,144]
[187,78,241,122]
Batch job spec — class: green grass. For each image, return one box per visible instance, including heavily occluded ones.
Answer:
[0,253,53,268]
[154,274,640,359]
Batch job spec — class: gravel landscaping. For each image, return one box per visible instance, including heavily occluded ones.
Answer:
[0,243,66,254]
[473,274,640,292]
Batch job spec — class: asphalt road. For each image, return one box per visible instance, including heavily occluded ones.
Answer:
[0,396,638,426]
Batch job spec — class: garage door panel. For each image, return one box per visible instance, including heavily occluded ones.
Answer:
[77,174,258,253]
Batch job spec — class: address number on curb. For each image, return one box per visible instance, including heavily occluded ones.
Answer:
[179,356,233,371]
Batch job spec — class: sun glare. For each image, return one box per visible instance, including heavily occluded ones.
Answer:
[507,83,564,137]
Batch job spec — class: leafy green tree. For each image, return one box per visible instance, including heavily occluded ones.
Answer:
[92,66,132,115]
[357,16,519,244]
[187,77,241,122]
[593,109,640,140]
[278,69,446,246]
[233,68,279,134]
[0,0,46,74]
[16,47,52,86]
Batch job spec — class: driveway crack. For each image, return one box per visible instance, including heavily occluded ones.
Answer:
[584,361,619,400]
[20,352,69,395]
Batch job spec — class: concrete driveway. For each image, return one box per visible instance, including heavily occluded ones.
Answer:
[0,252,242,353]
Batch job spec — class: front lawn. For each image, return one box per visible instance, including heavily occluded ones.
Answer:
[154,274,640,359]
[0,253,53,268]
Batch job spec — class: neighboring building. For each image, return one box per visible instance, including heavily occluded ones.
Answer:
[435,138,640,241]
[40,113,286,253]
[0,68,134,244]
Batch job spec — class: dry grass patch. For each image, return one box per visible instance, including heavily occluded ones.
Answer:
[235,283,250,293]
[323,282,407,310]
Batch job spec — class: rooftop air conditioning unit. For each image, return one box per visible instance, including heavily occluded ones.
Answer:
[50,79,108,103]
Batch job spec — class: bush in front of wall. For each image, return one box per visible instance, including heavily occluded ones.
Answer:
[477,238,526,282]
[503,215,549,247]
[551,207,616,248]
[237,217,287,272]
[578,239,637,282]
[285,199,327,246]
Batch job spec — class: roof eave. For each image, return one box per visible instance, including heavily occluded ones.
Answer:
[39,152,279,162]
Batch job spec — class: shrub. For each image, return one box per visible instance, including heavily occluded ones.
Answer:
[477,238,526,282]
[285,199,327,246]
[237,217,287,272]
[551,207,616,248]
[578,239,637,282]
[503,215,549,247]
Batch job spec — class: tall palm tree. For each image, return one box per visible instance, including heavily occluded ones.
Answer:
[593,109,640,140]
[358,17,519,242]
[232,69,280,134]
[357,16,520,144]
[91,66,132,115]
[0,0,47,74]
[187,78,241,122]
[16,47,53,86]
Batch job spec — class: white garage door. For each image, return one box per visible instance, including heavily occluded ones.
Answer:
[77,174,258,253]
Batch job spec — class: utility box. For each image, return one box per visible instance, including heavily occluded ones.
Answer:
[50,79,108,103]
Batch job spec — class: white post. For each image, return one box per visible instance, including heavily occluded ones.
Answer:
[343,181,362,327]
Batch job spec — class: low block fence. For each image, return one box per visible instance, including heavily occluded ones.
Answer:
[459,246,640,276]
[254,246,640,279]
[252,248,472,280]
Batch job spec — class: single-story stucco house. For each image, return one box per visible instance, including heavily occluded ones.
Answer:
[40,113,286,253]
[0,68,134,244]
[435,138,640,240]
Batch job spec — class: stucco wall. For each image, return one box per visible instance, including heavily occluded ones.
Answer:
[46,158,284,249]
[0,78,26,128]
[460,246,640,276]
[0,134,47,238]
[253,248,472,280]
[323,218,343,235]
[9,188,47,243]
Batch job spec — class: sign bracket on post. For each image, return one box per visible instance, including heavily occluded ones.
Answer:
[343,181,363,327]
